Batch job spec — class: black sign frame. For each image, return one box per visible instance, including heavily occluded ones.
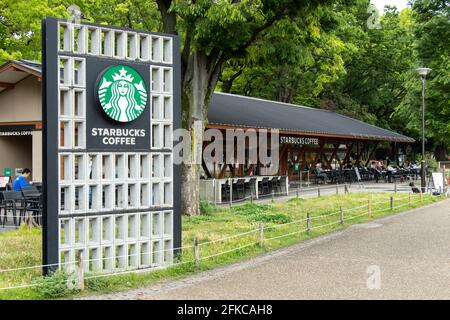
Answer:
[42,17,182,274]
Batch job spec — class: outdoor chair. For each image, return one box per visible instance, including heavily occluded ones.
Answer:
[221,181,231,203]
[1,191,26,227]
[22,188,43,226]
[271,177,282,195]
[245,178,257,199]
[258,177,270,196]
[234,179,246,200]
[0,192,7,227]
[314,169,327,184]
[278,176,287,195]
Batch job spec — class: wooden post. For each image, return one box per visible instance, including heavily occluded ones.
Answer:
[307,171,310,186]
[194,237,200,269]
[368,198,372,218]
[27,213,33,229]
[307,212,311,233]
[317,185,321,198]
[229,178,232,207]
[76,251,84,291]
[390,196,394,210]
[340,206,344,225]
[258,223,264,247]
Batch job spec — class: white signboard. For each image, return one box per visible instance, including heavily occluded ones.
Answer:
[428,172,446,193]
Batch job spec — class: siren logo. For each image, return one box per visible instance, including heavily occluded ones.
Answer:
[97,65,148,122]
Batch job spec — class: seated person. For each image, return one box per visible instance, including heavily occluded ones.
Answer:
[386,164,396,183]
[370,161,382,182]
[409,182,421,193]
[13,168,32,191]
[314,162,328,183]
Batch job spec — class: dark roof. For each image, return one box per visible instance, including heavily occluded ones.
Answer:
[0,60,43,93]
[208,92,414,143]
[12,60,43,74]
[0,60,413,143]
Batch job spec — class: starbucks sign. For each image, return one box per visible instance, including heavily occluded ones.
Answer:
[85,59,151,151]
[97,65,148,123]
[42,17,181,275]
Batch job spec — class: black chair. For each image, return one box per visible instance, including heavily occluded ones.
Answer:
[0,192,7,227]
[314,169,327,184]
[234,179,246,200]
[2,191,26,227]
[22,188,42,226]
[258,177,270,196]
[271,177,282,195]
[278,176,287,195]
[245,177,257,199]
[221,181,231,202]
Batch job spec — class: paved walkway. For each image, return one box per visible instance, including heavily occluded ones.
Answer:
[84,198,450,300]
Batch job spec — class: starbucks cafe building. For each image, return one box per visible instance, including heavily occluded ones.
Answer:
[0,59,414,185]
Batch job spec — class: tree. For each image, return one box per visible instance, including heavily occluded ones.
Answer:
[0,0,67,63]
[155,0,335,215]
[394,0,450,160]
[218,5,348,106]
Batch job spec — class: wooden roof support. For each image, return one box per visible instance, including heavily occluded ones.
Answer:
[218,162,227,179]
[0,82,14,89]
[309,142,325,174]
[354,142,367,166]
[323,143,340,169]
[343,142,355,165]
[202,156,212,179]
[365,142,379,167]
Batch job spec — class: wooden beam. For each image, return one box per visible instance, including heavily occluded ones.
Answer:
[323,144,340,169]
[343,142,354,165]
[354,142,367,165]
[365,142,379,167]
[202,157,212,179]
[309,143,325,174]
[0,82,14,89]
[218,163,227,179]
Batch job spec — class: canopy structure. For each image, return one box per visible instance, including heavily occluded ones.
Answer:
[208,92,414,143]
[204,92,414,179]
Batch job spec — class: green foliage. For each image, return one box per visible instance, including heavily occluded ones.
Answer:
[0,0,68,64]
[232,203,292,224]
[394,0,450,157]
[31,271,79,298]
[415,153,440,172]
[199,201,219,216]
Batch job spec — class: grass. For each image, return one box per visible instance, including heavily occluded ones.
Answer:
[0,192,446,300]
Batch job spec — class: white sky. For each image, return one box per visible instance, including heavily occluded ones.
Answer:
[371,0,409,13]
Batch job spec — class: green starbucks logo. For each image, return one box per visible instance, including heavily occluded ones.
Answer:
[97,65,148,122]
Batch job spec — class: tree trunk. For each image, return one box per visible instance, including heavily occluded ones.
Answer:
[181,51,224,215]
[434,144,447,161]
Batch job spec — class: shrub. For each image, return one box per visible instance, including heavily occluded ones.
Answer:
[31,271,79,298]
[200,201,218,216]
